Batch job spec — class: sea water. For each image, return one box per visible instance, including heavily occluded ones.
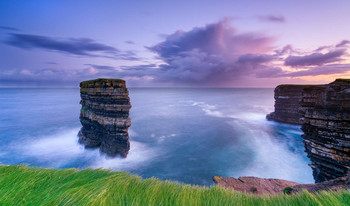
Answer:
[0,88,314,186]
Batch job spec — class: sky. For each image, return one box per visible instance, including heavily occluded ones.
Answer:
[0,0,350,88]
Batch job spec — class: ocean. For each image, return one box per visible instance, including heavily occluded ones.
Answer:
[0,88,314,186]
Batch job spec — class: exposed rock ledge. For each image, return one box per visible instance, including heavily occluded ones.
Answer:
[213,174,349,195]
[78,79,132,157]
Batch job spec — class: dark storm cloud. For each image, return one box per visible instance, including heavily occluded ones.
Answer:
[284,49,345,67]
[147,19,277,85]
[257,15,286,23]
[5,33,139,60]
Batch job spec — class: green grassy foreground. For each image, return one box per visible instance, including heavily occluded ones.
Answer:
[0,165,349,205]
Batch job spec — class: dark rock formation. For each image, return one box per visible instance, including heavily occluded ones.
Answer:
[213,176,299,195]
[266,79,350,183]
[300,79,350,182]
[266,85,310,124]
[213,175,349,195]
[78,79,132,157]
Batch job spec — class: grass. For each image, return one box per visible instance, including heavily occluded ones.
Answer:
[80,78,126,88]
[0,165,349,206]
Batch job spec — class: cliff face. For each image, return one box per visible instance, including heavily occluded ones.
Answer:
[300,79,350,182]
[78,79,132,157]
[266,85,307,124]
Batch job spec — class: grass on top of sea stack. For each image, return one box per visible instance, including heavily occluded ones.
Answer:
[0,165,349,206]
[80,78,126,88]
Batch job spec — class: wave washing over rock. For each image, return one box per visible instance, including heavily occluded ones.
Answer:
[215,80,350,194]
[78,79,132,157]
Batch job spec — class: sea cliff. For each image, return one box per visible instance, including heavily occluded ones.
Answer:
[267,79,350,183]
[301,79,350,182]
[266,85,310,124]
[78,78,132,157]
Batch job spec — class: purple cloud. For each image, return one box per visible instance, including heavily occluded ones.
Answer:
[283,64,350,77]
[257,15,286,23]
[147,19,276,85]
[336,40,350,47]
[5,33,139,60]
[284,49,345,67]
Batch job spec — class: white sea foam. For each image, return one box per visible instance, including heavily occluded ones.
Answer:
[228,121,314,184]
[190,101,225,118]
[14,127,158,170]
[190,100,314,184]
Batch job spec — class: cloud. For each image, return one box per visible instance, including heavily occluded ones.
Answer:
[1,20,349,87]
[283,64,350,77]
[0,26,20,31]
[336,40,350,47]
[84,64,117,70]
[125,40,135,45]
[146,19,277,85]
[46,62,57,65]
[5,33,139,60]
[284,49,345,67]
[257,15,286,23]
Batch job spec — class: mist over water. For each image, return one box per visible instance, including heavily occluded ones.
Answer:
[0,88,314,186]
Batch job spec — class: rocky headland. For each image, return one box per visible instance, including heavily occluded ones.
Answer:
[78,79,132,157]
[217,79,350,195]
[266,79,350,183]
[266,84,312,124]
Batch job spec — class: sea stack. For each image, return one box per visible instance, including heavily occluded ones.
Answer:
[78,78,132,157]
[300,79,350,182]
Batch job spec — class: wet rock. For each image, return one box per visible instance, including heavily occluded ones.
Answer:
[78,79,132,157]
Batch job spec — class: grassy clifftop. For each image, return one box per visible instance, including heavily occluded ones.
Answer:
[0,165,349,205]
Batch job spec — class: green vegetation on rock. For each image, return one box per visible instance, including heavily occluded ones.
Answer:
[0,165,349,205]
[80,78,126,88]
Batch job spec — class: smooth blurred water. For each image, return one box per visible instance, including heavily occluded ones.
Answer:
[0,88,314,186]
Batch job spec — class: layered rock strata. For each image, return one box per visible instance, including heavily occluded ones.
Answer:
[300,79,350,182]
[78,79,131,157]
[266,85,310,124]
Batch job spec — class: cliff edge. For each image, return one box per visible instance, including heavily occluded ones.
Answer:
[267,79,350,183]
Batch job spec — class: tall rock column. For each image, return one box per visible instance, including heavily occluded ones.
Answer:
[301,79,350,182]
[78,79,132,157]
